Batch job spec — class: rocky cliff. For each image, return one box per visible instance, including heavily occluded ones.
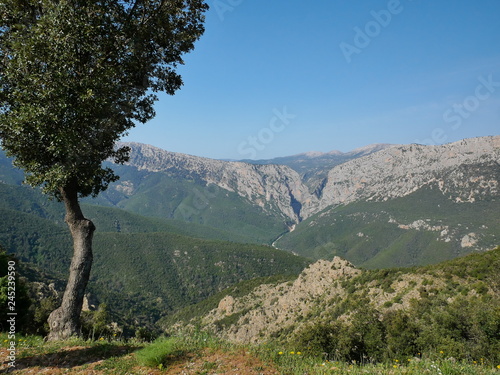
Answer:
[120,136,500,223]
[122,142,312,223]
[314,136,500,214]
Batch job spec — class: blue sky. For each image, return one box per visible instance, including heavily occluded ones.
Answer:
[123,0,500,160]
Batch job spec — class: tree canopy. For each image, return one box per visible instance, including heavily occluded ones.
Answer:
[0,0,208,198]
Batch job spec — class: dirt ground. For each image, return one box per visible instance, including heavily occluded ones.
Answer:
[0,346,279,374]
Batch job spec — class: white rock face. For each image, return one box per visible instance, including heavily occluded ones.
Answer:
[313,136,500,215]
[120,136,500,223]
[461,233,478,248]
[122,141,312,222]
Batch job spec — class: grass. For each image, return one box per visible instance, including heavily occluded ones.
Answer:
[134,331,229,368]
[254,345,500,374]
[2,332,499,374]
[0,332,143,373]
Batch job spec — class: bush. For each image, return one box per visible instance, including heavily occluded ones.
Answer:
[136,337,184,368]
[293,295,500,364]
[294,306,385,363]
[135,327,159,342]
[81,303,113,340]
[383,309,419,360]
[31,296,59,335]
[348,307,385,362]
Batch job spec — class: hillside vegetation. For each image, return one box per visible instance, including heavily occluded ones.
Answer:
[4,249,498,373]
[1,138,499,270]
[277,184,500,267]
[171,247,500,364]
[0,182,311,334]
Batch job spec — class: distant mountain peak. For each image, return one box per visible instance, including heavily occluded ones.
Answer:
[265,143,396,160]
[299,151,328,158]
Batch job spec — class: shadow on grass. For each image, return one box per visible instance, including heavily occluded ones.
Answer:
[0,343,143,373]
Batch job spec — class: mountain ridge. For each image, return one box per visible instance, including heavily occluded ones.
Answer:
[2,135,498,267]
[117,136,499,223]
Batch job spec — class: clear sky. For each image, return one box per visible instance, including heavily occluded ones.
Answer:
[123,0,500,160]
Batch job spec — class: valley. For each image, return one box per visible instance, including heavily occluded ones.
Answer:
[0,135,499,340]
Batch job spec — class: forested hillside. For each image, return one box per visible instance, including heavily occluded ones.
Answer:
[0,181,311,333]
[277,185,500,268]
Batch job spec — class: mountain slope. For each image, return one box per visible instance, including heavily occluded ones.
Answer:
[0,182,311,329]
[93,162,290,244]
[170,247,500,363]
[116,137,499,222]
[1,136,499,267]
[311,137,500,214]
[242,143,396,190]
[3,137,499,226]
[276,183,500,268]
[119,142,311,223]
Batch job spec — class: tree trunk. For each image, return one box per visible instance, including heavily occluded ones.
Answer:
[47,182,95,341]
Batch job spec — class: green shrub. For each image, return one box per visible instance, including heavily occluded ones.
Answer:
[348,307,385,362]
[383,310,419,360]
[135,327,159,342]
[32,296,58,335]
[81,303,113,340]
[136,337,184,368]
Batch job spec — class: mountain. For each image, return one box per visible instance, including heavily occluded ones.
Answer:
[275,137,500,267]
[113,141,311,224]
[241,143,395,189]
[115,137,499,222]
[1,136,499,267]
[104,137,499,265]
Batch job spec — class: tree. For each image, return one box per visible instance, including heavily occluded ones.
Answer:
[0,0,208,340]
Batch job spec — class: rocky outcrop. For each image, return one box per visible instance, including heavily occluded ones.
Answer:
[182,247,500,344]
[202,257,360,343]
